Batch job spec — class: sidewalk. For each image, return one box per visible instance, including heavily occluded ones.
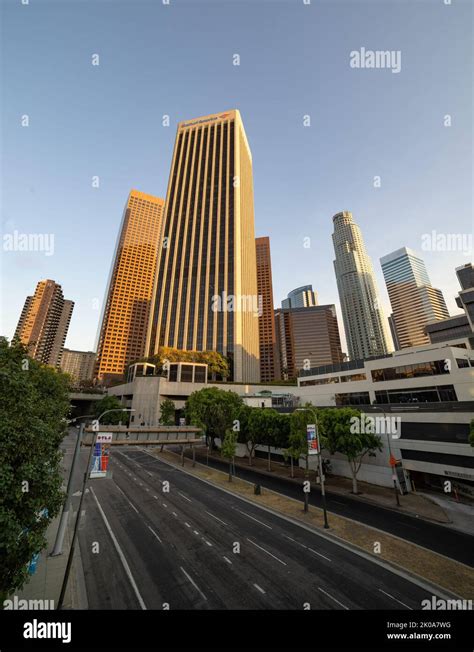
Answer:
[11,429,88,610]
[418,491,474,535]
[191,447,450,525]
[13,509,88,610]
[155,448,474,600]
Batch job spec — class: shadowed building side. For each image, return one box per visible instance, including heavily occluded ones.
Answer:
[146,110,260,382]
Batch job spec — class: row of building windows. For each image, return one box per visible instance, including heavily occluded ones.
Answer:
[371,359,450,382]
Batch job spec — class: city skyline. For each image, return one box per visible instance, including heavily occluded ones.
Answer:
[2,1,471,355]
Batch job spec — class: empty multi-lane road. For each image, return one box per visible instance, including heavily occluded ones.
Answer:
[76,446,447,610]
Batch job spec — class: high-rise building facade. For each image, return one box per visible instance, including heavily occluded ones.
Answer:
[255,236,279,381]
[61,349,96,384]
[95,190,165,385]
[380,247,449,349]
[332,211,391,360]
[147,110,260,382]
[275,305,343,379]
[281,285,318,309]
[14,279,74,367]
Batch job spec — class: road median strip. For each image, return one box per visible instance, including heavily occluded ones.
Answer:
[149,447,474,600]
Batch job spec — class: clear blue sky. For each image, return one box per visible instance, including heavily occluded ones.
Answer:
[1,0,472,353]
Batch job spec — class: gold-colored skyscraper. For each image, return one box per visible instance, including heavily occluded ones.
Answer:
[14,279,74,367]
[95,190,165,385]
[147,110,260,382]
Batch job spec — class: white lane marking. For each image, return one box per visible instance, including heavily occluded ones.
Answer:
[147,526,162,544]
[185,522,191,528]
[172,511,178,517]
[282,534,331,562]
[153,495,158,499]
[318,587,349,610]
[180,567,207,601]
[253,583,265,594]
[179,492,192,503]
[203,539,213,547]
[133,476,137,480]
[205,511,228,526]
[163,503,168,508]
[379,588,413,610]
[246,538,286,566]
[145,488,150,492]
[307,547,332,562]
[146,471,153,477]
[234,508,272,530]
[90,487,146,610]
[193,530,199,535]
[223,556,233,565]
[115,485,139,514]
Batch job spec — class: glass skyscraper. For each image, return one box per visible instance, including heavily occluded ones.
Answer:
[380,247,449,349]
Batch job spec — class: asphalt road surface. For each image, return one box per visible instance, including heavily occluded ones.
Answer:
[179,448,474,567]
[76,447,449,610]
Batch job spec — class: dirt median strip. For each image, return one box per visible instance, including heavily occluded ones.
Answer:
[150,448,474,600]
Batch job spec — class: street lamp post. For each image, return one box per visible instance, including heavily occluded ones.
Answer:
[51,414,94,557]
[57,408,134,610]
[296,407,329,529]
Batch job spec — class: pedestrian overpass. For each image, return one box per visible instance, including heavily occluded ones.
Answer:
[83,425,203,447]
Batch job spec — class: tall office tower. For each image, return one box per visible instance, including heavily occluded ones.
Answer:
[61,349,96,384]
[388,314,401,351]
[426,263,474,345]
[380,247,449,349]
[255,236,280,381]
[274,305,343,379]
[332,211,391,360]
[14,279,74,367]
[455,263,474,330]
[95,190,165,385]
[281,285,318,309]
[147,110,260,382]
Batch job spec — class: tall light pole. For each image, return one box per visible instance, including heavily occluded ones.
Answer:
[51,414,94,557]
[296,406,329,529]
[57,408,134,609]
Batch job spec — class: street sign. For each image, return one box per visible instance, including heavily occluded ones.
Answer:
[96,433,113,443]
[90,442,110,478]
[306,424,319,455]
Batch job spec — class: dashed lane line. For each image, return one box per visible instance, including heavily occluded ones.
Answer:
[253,583,266,594]
[205,511,228,526]
[246,538,287,566]
[115,485,139,515]
[318,587,349,610]
[180,567,207,601]
[379,588,413,610]
[90,487,147,610]
[147,526,162,544]
[234,508,272,530]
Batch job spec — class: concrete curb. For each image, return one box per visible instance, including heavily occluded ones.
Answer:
[142,447,468,603]
[192,449,452,526]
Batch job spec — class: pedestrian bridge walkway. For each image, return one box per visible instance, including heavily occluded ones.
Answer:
[83,425,203,446]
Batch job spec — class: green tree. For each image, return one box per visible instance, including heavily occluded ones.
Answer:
[185,387,242,451]
[322,408,382,494]
[234,404,256,465]
[287,408,315,478]
[159,398,176,426]
[92,395,130,425]
[221,430,237,481]
[248,408,279,471]
[0,340,71,602]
